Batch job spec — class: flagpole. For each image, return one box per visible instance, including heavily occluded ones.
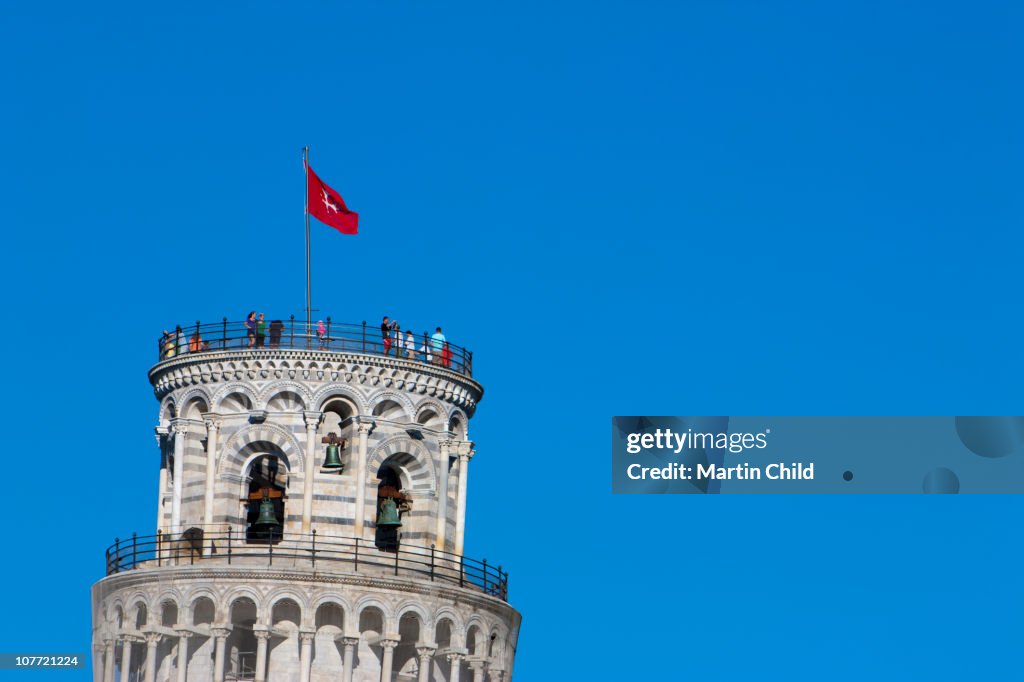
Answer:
[304,145,311,335]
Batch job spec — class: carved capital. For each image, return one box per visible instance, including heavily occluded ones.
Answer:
[201,412,222,432]
[211,626,232,639]
[416,645,437,659]
[468,659,488,672]
[170,419,190,435]
[299,630,316,644]
[303,411,323,430]
[144,632,162,646]
[354,416,374,435]
[447,652,466,664]
[380,638,399,651]
[341,636,360,647]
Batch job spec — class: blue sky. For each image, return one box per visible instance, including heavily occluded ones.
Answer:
[1,1,1021,679]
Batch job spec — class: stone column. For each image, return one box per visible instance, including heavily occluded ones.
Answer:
[454,442,475,556]
[298,630,315,682]
[379,639,399,682]
[154,427,169,534]
[118,637,132,682]
[341,636,359,682]
[92,641,105,682]
[447,653,465,682]
[175,632,190,682]
[144,633,160,682]
[302,412,322,534]
[435,439,452,549]
[354,419,372,537]
[201,414,222,538]
[170,419,189,535]
[253,627,271,682]
[468,659,487,682]
[416,646,436,682]
[102,639,115,682]
[211,627,231,682]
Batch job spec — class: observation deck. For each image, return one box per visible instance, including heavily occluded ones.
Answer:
[149,316,483,411]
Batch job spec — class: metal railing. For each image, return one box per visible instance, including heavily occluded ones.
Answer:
[105,530,508,601]
[158,316,473,377]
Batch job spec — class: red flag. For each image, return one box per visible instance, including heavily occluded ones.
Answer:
[306,163,358,235]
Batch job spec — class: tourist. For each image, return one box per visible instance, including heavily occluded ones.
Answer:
[431,326,446,365]
[405,330,416,359]
[256,313,267,348]
[162,330,175,358]
[442,341,453,369]
[245,312,257,348]
[269,319,284,349]
[189,331,204,353]
[317,320,328,349]
[381,316,397,355]
[419,341,433,364]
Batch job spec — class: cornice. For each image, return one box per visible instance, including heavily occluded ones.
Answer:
[149,350,483,412]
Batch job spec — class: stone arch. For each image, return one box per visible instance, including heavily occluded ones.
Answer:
[355,597,394,630]
[368,390,416,422]
[312,384,369,415]
[464,618,488,656]
[267,589,310,627]
[367,436,436,493]
[159,397,177,424]
[415,400,447,429]
[259,380,313,412]
[447,408,469,440]
[212,382,258,413]
[432,607,465,641]
[220,423,303,476]
[224,585,264,617]
[177,388,212,419]
[311,593,354,619]
[190,593,218,625]
[395,601,432,633]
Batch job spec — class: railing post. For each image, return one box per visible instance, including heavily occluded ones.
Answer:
[394,545,400,576]
[113,537,120,574]
[430,544,435,582]
[423,332,429,362]
[361,321,366,353]
[467,350,473,376]
[290,315,295,348]
[311,529,317,569]
[195,320,200,351]
[227,527,232,565]
[156,530,162,567]
[222,317,228,349]
[499,565,505,600]
[482,558,488,593]
[354,537,359,572]
[325,318,331,350]
[132,533,137,569]
[459,556,464,588]
[268,537,274,567]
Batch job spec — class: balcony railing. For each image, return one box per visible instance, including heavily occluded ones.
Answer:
[158,317,473,377]
[105,530,508,601]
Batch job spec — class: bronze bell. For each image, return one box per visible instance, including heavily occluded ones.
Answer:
[254,496,279,526]
[322,442,343,470]
[377,497,402,527]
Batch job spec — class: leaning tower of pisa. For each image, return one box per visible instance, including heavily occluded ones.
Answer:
[91,316,520,682]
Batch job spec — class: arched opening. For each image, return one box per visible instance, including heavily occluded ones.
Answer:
[312,602,345,680]
[435,619,455,682]
[318,398,356,473]
[374,463,408,552]
[395,612,422,679]
[356,607,386,680]
[269,599,302,682]
[189,598,216,681]
[227,598,258,680]
[244,454,287,544]
[156,601,179,682]
[372,399,406,422]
